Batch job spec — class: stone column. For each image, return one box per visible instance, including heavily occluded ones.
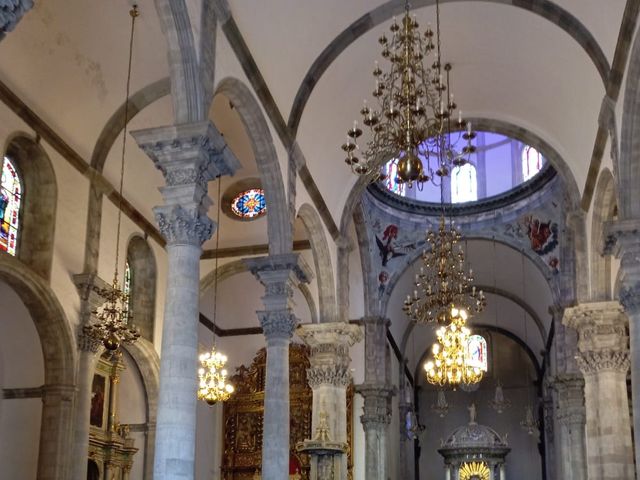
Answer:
[71,273,109,480]
[297,322,363,480]
[553,374,587,480]
[244,254,312,480]
[355,317,394,480]
[564,302,635,480]
[133,122,239,480]
[605,219,640,469]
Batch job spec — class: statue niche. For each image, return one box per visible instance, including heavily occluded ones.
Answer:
[222,344,354,480]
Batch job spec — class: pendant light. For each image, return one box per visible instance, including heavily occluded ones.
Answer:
[197,177,234,405]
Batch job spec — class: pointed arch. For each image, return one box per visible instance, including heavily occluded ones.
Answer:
[214,77,292,255]
[296,203,337,323]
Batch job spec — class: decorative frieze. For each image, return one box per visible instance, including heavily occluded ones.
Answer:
[307,364,351,389]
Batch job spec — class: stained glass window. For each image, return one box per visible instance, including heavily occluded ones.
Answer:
[451,163,477,203]
[231,188,266,219]
[466,335,488,372]
[0,157,21,255]
[383,160,406,196]
[522,145,544,182]
[123,261,132,321]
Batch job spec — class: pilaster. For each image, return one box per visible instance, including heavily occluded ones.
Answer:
[133,121,238,480]
[564,302,634,480]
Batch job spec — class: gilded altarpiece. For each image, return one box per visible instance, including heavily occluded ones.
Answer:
[222,344,354,479]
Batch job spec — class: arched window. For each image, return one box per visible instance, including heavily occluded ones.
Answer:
[0,156,22,256]
[383,160,406,196]
[451,163,477,203]
[522,145,543,182]
[123,261,132,322]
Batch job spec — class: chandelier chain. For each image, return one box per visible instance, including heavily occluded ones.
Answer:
[114,5,139,283]
[212,176,222,342]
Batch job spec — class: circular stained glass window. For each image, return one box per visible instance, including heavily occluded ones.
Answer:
[231,188,266,219]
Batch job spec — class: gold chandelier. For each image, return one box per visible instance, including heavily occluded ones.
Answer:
[198,350,234,405]
[423,307,484,387]
[342,0,475,188]
[403,216,485,324]
[83,5,140,352]
[197,177,234,405]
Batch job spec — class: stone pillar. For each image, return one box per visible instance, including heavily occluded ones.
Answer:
[553,374,586,480]
[244,254,312,480]
[605,219,640,469]
[564,302,635,480]
[71,273,109,480]
[355,317,394,480]
[133,122,239,480]
[297,322,363,480]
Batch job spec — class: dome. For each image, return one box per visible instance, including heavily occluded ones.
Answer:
[441,422,508,449]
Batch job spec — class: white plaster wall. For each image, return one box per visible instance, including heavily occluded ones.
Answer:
[0,280,45,480]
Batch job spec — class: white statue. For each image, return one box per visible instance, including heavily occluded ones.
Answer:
[468,403,477,424]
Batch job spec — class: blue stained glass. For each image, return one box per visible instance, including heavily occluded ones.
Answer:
[231,188,267,219]
[0,157,21,256]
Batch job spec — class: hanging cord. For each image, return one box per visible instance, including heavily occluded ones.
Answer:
[211,177,223,346]
[521,250,531,389]
[113,5,139,283]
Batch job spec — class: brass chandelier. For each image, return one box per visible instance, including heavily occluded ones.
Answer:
[197,178,234,405]
[342,0,476,188]
[423,307,484,387]
[83,5,141,352]
[403,216,485,324]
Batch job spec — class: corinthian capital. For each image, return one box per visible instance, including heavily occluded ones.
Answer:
[154,205,214,246]
[577,350,630,375]
[258,310,298,340]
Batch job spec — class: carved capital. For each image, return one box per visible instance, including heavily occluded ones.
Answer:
[258,310,298,340]
[132,121,240,183]
[602,219,640,257]
[307,364,351,388]
[77,329,101,353]
[357,384,395,427]
[563,301,627,354]
[0,0,33,40]
[244,253,313,285]
[577,350,630,375]
[154,205,213,246]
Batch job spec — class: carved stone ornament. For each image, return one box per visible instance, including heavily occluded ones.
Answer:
[244,253,313,286]
[307,364,351,388]
[258,310,298,340]
[131,121,240,181]
[576,350,630,375]
[77,329,101,354]
[357,385,395,427]
[0,0,33,39]
[154,205,214,246]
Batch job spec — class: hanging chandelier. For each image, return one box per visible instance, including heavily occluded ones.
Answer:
[197,177,234,405]
[423,307,484,387]
[403,216,485,324]
[342,0,475,188]
[83,5,141,352]
[520,404,539,436]
[488,383,511,414]
[198,349,234,405]
[430,389,450,417]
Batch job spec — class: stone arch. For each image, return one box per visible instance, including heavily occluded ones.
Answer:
[3,133,57,280]
[152,0,211,123]
[126,235,157,342]
[288,0,609,136]
[0,253,76,479]
[296,203,337,323]
[619,27,640,219]
[214,77,292,255]
[199,259,318,324]
[590,168,617,300]
[123,338,160,480]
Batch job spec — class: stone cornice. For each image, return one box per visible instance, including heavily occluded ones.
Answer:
[602,218,640,256]
[296,322,363,349]
[244,253,313,285]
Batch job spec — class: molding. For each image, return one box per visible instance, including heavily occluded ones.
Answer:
[200,239,310,260]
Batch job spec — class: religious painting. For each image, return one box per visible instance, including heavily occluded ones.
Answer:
[503,213,561,273]
[90,374,107,428]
